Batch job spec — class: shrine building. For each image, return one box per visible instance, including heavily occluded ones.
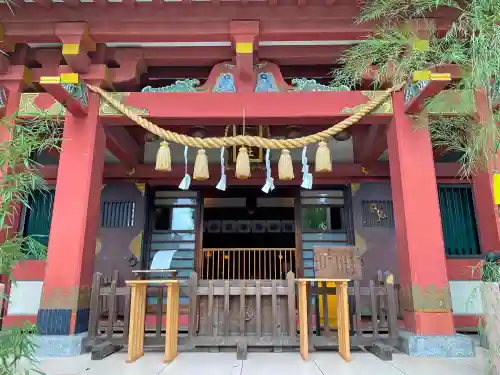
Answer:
[0,0,492,358]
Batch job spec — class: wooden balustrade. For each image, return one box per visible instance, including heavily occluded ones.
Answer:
[200,248,296,280]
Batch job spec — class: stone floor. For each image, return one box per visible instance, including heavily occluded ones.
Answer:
[21,347,489,375]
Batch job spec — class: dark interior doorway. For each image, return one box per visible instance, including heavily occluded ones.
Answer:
[201,187,296,280]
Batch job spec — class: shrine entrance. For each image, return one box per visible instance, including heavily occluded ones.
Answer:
[201,187,297,280]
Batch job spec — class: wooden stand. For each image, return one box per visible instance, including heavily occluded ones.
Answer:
[297,278,351,362]
[125,280,180,363]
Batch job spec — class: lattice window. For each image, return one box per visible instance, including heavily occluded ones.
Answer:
[438,186,480,256]
[101,201,136,228]
[362,200,394,228]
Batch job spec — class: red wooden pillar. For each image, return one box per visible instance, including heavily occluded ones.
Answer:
[472,167,500,252]
[387,92,454,335]
[471,91,500,252]
[0,74,29,319]
[37,92,105,335]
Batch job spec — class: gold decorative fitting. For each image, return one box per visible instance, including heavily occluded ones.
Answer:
[400,284,452,313]
[126,168,136,176]
[135,183,146,196]
[369,203,387,222]
[361,167,369,175]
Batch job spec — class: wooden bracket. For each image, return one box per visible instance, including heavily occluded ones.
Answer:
[39,73,89,117]
[0,24,16,53]
[352,124,387,166]
[56,22,96,74]
[230,21,260,91]
[404,72,451,114]
[0,66,32,115]
[105,127,143,169]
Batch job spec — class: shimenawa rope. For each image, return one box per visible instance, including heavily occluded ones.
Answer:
[87,82,404,150]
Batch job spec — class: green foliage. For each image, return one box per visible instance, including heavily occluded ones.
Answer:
[332,0,500,175]
[0,324,42,375]
[0,113,62,375]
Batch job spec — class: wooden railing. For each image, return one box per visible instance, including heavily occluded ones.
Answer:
[200,248,296,280]
[87,269,400,358]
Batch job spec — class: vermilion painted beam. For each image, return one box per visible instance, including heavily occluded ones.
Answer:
[405,79,451,114]
[352,124,387,165]
[38,162,462,181]
[105,127,143,169]
[1,12,454,44]
[99,91,393,125]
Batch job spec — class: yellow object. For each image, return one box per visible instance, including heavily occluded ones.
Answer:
[318,281,338,328]
[235,147,251,179]
[236,42,253,54]
[413,70,431,82]
[60,73,80,84]
[125,280,180,363]
[278,149,294,180]
[62,43,80,56]
[193,149,209,180]
[494,174,500,204]
[413,39,430,52]
[430,73,451,81]
[155,141,172,172]
[315,141,332,173]
[39,76,61,85]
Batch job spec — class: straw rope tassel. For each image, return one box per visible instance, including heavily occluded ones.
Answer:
[236,147,251,179]
[315,141,332,173]
[278,149,294,180]
[87,82,404,150]
[193,149,209,180]
[155,141,171,172]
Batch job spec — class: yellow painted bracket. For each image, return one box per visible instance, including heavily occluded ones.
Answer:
[413,39,430,52]
[40,73,80,85]
[413,71,451,82]
[235,42,253,54]
[494,174,500,205]
[62,43,81,56]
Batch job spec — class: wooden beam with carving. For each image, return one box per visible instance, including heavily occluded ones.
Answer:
[404,72,451,114]
[55,22,96,74]
[352,124,387,166]
[39,73,89,117]
[105,127,143,170]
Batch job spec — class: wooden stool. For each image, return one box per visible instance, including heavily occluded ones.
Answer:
[125,280,180,363]
[297,278,351,362]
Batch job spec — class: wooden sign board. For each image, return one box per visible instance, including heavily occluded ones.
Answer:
[313,246,362,280]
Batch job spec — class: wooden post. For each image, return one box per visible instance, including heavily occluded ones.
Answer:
[126,284,140,363]
[336,281,351,361]
[165,282,180,363]
[298,280,308,360]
